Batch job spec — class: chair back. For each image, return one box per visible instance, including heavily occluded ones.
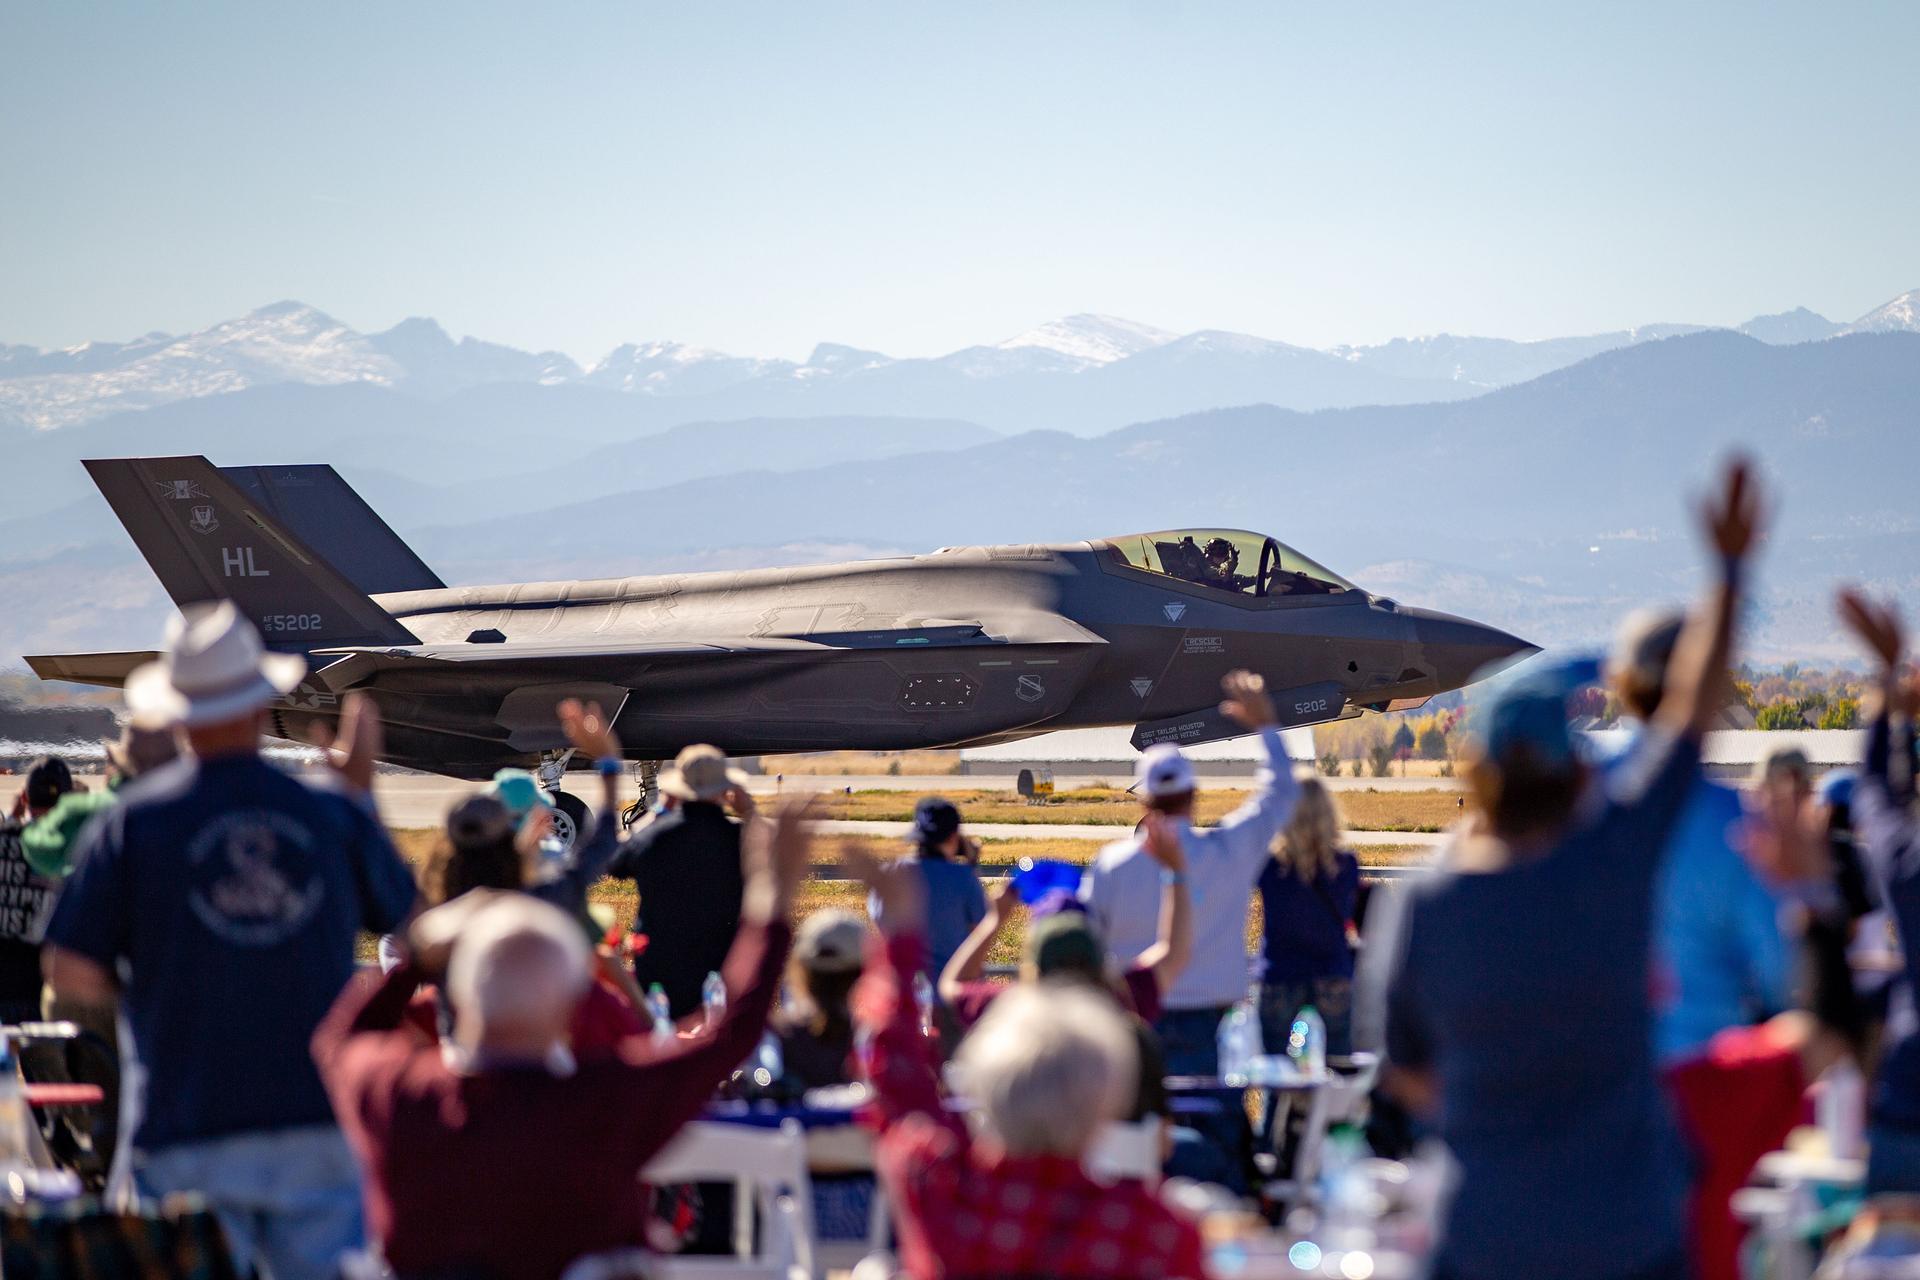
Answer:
[642,1119,816,1280]
[1085,1116,1164,1185]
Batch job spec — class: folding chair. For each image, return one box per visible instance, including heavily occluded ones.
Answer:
[1086,1116,1165,1185]
[1265,1052,1381,1210]
[641,1120,815,1280]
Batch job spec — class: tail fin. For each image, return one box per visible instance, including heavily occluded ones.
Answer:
[217,464,444,595]
[85,456,419,649]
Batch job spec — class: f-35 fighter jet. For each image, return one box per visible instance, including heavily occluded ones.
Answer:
[31,456,1535,794]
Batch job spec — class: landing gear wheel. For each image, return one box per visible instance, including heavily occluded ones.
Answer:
[548,790,590,854]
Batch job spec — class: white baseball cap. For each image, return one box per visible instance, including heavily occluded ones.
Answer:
[1134,744,1196,799]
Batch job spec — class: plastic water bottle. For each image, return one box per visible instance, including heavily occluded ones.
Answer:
[912,971,936,1040]
[644,983,674,1044]
[1819,1061,1867,1159]
[0,1033,32,1168]
[701,971,727,1032]
[1288,1004,1326,1078]
[1217,1000,1259,1085]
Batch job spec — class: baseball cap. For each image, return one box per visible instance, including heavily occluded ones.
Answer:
[795,909,867,974]
[1134,744,1196,799]
[1476,656,1602,772]
[487,769,553,824]
[911,796,962,846]
[1610,609,1684,696]
[24,757,75,812]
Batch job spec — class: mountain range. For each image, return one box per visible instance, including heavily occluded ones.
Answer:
[4,290,1915,434]
[2,296,1917,674]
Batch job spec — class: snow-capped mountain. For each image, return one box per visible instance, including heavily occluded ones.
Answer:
[993,313,1177,366]
[1845,289,1920,334]
[5,289,1916,433]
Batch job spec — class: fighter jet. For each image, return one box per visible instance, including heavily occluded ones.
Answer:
[30,456,1534,835]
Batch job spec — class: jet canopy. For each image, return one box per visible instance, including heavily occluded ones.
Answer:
[1102,529,1356,598]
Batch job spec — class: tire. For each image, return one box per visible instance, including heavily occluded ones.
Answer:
[548,790,591,854]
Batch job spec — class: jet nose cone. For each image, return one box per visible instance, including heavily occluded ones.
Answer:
[1402,606,1539,692]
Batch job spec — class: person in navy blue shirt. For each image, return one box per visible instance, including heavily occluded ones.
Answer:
[1256,773,1361,1057]
[867,796,987,983]
[1361,458,1762,1280]
[43,603,418,1280]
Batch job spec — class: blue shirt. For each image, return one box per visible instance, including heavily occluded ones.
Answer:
[1082,729,1300,1009]
[1368,732,1700,1280]
[1256,851,1359,983]
[46,754,418,1151]
[869,854,986,980]
[1606,729,1788,1061]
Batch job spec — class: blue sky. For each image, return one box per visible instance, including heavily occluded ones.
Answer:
[3,2,1916,362]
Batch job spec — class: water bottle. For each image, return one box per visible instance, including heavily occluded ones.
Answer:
[0,1034,32,1169]
[644,983,675,1044]
[1819,1061,1867,1159]
[701,971,727,1032]
[1289,1004,1326,1079]
[1217,1001,1258,1085]
[912,971,936,1040]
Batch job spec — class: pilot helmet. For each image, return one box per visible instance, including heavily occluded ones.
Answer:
[1202,537,1236,565]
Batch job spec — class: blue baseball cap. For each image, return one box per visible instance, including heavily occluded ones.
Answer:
[1476,656,1603,771]
[1819,770,1857,810]
[911,796,962,846]
[487,768,554,826]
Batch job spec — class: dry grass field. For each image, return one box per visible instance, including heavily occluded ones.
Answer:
[810,786,1465,832]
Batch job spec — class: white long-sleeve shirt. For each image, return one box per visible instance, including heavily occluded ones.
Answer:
[1080,729,1300,1010]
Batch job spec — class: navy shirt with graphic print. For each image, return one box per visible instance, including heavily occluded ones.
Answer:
[46,754,418,1151]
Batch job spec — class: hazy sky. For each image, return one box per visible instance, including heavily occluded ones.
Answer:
[3,2,1916,363]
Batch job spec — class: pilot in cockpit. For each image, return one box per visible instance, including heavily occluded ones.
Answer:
[1200,537,1250,591]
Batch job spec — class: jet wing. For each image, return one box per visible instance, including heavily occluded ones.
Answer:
[308,635,873,691]
[25,650,161,689]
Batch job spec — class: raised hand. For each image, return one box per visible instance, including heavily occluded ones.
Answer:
[312,691,382,794]
[1699,455,1765,567]
[1837,588,1904,671]
[841,839,926,935]
[1141,810,1188,873]
[1220,669,1278,730]
[515,805,555,858]
[558,698,621,759]
[741,797,819,922]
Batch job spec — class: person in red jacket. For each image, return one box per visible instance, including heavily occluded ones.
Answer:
[847,844,1209,1280]
[312,800,814,1280]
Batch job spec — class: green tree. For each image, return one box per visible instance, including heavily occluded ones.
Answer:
[1818,699,1860,730]
[1756,700,1806,731]
[1368,743,1395,778]
[1318,750,1342,776]
[1416,724,1449,760]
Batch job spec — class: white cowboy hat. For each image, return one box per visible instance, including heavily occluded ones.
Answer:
[124,602,307,728]
[658,743,750,802]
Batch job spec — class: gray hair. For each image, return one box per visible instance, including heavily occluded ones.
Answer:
[446,895,593,1031]
[952,983,1136,1157]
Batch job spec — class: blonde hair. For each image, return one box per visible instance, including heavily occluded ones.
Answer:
[1274,770,1344,880]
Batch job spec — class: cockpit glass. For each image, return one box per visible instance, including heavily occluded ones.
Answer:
[1103,529,1355,598]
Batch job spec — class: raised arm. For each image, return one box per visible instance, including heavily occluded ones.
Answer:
[939,877,1017,1006]
[1131,810,1193,994]
[1647,459,1763,745]
[1213,670,1302,849]
[845,844,953,1131]
[312,960,429,1078]
[537,700,629,906]
[1835,591,1920,893]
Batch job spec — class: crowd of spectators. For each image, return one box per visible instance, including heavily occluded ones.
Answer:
[9,457,1920,1280]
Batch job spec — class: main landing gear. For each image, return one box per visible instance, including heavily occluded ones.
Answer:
[537,749,590,853]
